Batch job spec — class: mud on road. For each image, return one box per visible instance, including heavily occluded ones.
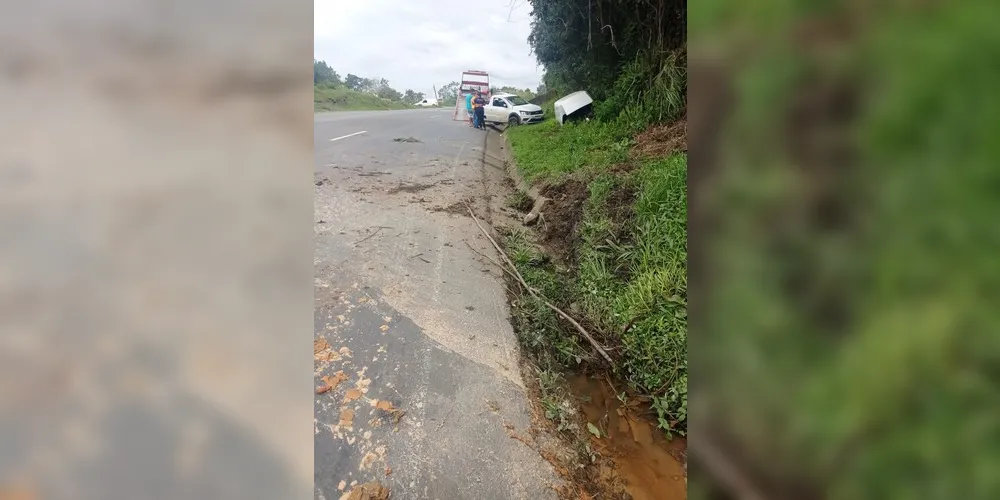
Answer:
[313,112,563,499]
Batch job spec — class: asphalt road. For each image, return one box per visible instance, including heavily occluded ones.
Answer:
[313,108,560,499]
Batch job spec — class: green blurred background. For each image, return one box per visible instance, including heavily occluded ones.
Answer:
[689,1,1000,498]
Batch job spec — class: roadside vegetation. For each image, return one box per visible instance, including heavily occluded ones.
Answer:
[503,0,687,443]
[314,86,413,112]
[314,60,425,111]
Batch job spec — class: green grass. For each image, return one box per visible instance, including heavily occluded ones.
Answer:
[314,85,413,111]
[503,229,588,367]
[506,190,534,212]
[535,365,581,435]
[595,52,686,129]
[575,154,688,436]
[504,117,688,437]
[505,119,632,183]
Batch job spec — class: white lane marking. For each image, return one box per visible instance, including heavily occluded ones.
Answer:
[329,130,367,142]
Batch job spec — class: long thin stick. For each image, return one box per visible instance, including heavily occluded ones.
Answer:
[466,205,614,365]
[464,240,522,284]
[354,226,389,245]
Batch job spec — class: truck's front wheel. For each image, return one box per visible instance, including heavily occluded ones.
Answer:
[508,114,521,127]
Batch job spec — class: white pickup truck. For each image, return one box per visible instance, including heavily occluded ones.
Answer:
[482,93,544,126]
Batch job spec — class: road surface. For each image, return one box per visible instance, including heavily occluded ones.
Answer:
[313,108,560,499]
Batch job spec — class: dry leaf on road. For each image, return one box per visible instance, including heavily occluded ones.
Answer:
[342,481,389,500]
[315,338,342,363]
[344,388,363,403]
[339,408,355,428]
[318,370,349,394]
[314,338,330,354]
[372,400,406,424]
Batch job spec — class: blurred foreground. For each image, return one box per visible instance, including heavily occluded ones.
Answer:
[0,0,314,498]
[689,1,1000,498]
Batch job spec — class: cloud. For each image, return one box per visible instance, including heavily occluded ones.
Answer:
[314,0,543,94]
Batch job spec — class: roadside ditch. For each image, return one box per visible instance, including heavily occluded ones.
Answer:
[477,126,688,500]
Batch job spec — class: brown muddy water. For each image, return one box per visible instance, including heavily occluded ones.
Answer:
[570,374,687,500]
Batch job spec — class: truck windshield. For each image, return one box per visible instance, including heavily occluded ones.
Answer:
[507,96,529,106]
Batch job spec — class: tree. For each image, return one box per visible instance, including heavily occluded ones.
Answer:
[377,86,403,101]
[437,81,460,105]
[493,85,535,100]
[314,60,340,86]
[403,89,426,104]
[358,77,374,93]
[345,74,364,91]
[371,78,390,95]
[526,0,684,98]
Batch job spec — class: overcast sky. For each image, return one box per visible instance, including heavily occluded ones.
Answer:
[314,0,543,95]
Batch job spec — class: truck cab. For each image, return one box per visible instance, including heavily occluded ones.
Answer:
[484,93,545,126]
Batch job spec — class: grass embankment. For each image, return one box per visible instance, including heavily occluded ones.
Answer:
[504,117,687,437]
[314,85,414,112]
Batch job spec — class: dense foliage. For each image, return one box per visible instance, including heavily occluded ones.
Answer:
[490,86,537,100]
[526,0,685,124]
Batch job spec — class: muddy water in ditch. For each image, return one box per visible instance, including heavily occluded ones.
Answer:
[570,375,687,500]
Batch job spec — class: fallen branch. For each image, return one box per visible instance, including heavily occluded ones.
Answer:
[465,205,614,366]
[409,253,431,264]
[463,240,522,284]
[354,226,391,245]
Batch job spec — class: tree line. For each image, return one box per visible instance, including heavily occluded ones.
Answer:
[435,82,544,106]
[525,0,685,124]
[314,60,427,105]
[317,59,546,108]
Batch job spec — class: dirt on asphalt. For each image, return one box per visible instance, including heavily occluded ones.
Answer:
[429,201,471,216]
[386,182,436,194]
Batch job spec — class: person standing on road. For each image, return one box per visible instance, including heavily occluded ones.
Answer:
[465,91,474,127]
[473,91,487,130]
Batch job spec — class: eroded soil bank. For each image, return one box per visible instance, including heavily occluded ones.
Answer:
[488,129,687,500]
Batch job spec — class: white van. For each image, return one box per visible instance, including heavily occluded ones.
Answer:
[554,91,594,125]
[414,98,439,107]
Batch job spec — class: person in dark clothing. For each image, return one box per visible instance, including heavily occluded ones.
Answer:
[473,92,487,129]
